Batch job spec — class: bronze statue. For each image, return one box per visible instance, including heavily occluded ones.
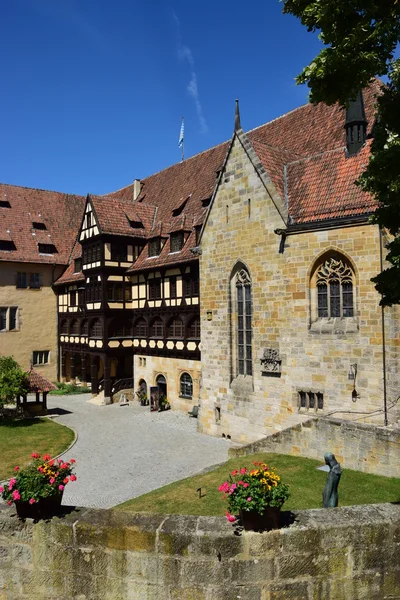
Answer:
[322,452,342,508]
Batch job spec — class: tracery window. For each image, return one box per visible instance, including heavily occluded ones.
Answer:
[316,257,354,318]
[236,269,252,376]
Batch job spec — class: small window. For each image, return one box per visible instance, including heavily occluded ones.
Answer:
[86,212,92,228]
[111,243,127,262]
[150,318,164,338]
[189,317,200,339]
[70,320,79,335]
[33,350,50,366]
[38,243,57,254]
[29,273,41,289]
[129,219,144,229]
[167,317,184,338]
[16,272,27,289]
[149,279,162,300]
[90,319,103,338]
[298,390,323,411]
[169,276,177,298]
[0,240,16,251]
[170,232,184,253]
[81,320,88,335]
[0,308,7,331]
[148,238,161,257]
[180,373,193,398]
[32,222,47,230]
[134,318,147,338]
[70,291,77,307]
[0,200,11,208]
[124,285,132,301]
[60,320,68,334]
[74,258,82,273]
[0,307,18,331]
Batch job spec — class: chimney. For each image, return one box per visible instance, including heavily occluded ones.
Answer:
[133,179,141,201]
[345,91,368,156]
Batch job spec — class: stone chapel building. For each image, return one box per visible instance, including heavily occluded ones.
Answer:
[198,82,399,442]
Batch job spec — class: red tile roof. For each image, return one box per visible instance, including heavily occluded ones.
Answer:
[27,368,57,392]
[0,184,85,265]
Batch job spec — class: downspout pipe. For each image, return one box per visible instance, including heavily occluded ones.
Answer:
[379,226,388,426]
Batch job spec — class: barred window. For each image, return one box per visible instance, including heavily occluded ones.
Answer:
[149,278,162,300]
[316,257,354,318]
[33,351,49,365]
[236,269,252,376]
[180,373,193,398]
[167,317,184,338]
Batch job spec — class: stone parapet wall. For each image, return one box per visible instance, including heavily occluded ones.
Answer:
[0,503,399,599]
[230,416,400,478]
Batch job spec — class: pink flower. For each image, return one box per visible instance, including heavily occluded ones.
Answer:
[14,466,19,471]
[31,453,40,459]
[8,478,16,491]
[58,485,64,491]
[29,498,36,505]
[237,480,244,486]
[247,497,252,502]
[0,487,3,493]
[38,467,44,473]
[226,511,236,523]
[240,468,247,474]
[243,483,249,488]
[12,490,20,501]
[7,501,12,506]
[49,478,55,485]
[61,464,69,470]
[70,475,77,482]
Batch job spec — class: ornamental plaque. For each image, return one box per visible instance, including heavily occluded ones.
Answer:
[260,348,282,377]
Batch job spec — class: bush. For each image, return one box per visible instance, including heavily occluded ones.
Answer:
[49,382,89,395]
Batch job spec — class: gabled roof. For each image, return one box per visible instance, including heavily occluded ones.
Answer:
[88,194,157,238]
[27,368,57,392]
[0,184,85,265]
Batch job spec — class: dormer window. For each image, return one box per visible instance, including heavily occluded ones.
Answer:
[0,240,16,251]
[38,243,57,254]
[74,258,82,273]
[32,222,47,230]
[0,200,11,208]
[149,238,161,257]
[129,219,144,229]
[170,232,184,253]
[202,197,211,207]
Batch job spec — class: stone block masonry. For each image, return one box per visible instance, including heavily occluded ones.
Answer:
[229,416,400,478]
[0,503,399,599]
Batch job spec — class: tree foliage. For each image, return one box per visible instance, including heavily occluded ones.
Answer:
[283,0,400,305]
[0,356,29,407]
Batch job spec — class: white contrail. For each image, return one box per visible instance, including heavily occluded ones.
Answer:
[173,12,208,134]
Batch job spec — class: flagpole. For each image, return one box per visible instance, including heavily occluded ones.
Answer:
[181,117,184,162]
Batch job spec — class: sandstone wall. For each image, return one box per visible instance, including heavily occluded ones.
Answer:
[229,416,400,478]
[0,262,63,380]
[0,503,399,599]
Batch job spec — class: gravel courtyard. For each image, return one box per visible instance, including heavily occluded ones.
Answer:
[46,394,235,509]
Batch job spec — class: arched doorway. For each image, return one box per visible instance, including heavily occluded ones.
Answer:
[156,374,167,399]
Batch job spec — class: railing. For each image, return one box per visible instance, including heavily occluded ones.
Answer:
[111,378,134,395]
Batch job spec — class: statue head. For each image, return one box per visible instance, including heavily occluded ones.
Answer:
[324,452,337,467]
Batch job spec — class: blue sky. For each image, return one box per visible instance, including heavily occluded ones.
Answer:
[0,0,324,195]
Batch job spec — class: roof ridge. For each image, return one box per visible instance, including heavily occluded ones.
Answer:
[0,181,84,197]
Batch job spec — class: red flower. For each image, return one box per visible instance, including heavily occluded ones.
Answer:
[70,475,77,481]
[14,466,19,471]
[61,463,69,469]
[70,459,76,463]
[31,452,40,459]
[63,478,69,484]
[43,454,51,461]
[49,460,54,466]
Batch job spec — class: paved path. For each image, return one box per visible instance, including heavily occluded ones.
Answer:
[45,394,234,509]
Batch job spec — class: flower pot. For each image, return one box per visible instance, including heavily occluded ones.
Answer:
[15,492,64,520]
[239,507,280,531]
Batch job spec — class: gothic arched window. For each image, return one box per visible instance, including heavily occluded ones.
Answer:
[316,257,354,318]
[180,372,193,398]
[150,318,164,338]
[236,269,252,376]
[167,317,184,338]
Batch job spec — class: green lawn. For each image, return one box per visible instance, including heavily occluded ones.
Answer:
[116,453,400,515]
[0,418,75,480]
